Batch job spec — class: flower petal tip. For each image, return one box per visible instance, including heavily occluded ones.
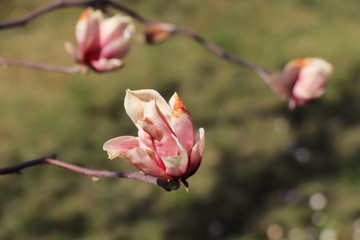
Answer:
[107,152,116,160]
[181,178,190,193]
[104,147,118,160]
[78,8,92,22]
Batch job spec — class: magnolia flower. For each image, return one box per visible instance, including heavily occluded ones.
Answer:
[65,8,135,72]
[270,58,333,109]
[103,89,205,184]
[145,23,176,44]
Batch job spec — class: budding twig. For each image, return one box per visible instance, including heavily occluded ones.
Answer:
[0,0,151,29]
[0,56,82,74]
[0,155,180,191]
[0,0,92,29]
[174,27,272,84]
[0,0,272,82]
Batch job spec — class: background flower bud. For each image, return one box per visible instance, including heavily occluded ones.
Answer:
[270,58,333,109]
[145,23,176,44]
[66,8,135,72]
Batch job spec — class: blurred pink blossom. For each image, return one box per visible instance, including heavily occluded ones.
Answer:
[65,8,135,72]
[270,58,333,109]
[103,89,205,182]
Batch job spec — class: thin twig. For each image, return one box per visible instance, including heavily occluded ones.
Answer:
[105,0,152,24]
[0,56,82,74]
[0,0,272,82]
[174,27,272,84]
[0,0,93,29]
[0,155,180,191]
[0,0,150,29]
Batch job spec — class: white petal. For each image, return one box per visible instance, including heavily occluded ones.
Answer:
[100,15,135,46]
[90,58,123,72]
[124,89,172,128]
[122,147,172,179]
[103,136,139,160]
[293,58,333,100]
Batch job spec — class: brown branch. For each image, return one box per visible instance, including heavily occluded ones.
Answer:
[0,0,271,81]
[0,56,82,74]
[105,0,152,24]
[0,0,151,29]
[174,28,272,84]
[0,154,181,191]
[0,0,94,29]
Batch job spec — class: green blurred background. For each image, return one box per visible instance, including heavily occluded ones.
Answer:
[1,0,360,239]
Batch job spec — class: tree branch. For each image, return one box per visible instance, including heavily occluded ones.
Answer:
[0,0,272,82]
[174,27,272,84]
[0,0,151,29]
[0,154,181,191]
[0,0,92,29]
[0,56,82,74]
[105,0,153,24]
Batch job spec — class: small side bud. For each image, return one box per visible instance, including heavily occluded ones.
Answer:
[92,177,100,182]
[145,23,176,44]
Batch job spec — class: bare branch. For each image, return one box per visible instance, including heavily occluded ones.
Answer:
[174,28,272,84]
[105,0,153,24]
[0,0,92,29]
[0,155,181,191]
[0,56,82,74]
[0,0,272,81]
[0,0,151,30]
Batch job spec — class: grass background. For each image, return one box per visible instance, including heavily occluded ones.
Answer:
[1,0,360,239]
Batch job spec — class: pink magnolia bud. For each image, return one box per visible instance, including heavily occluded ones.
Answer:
[145,23,176,44]
[103,89,205,182]
[65,8,135,72]
[270,58,333,109]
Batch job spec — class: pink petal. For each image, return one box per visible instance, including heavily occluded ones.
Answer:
[139,118,179,161]
[269,72,293,99]
[137,128,155,150]
[124,89,172,128]
[288,98,297,110]
[143,100,173,132]
[169,93,194,155]
[122,147,172,179]
[188,128,205,174]
[99,40,130,59]
[269,59,306,100]
[161,135,189,178]
[137,128,165,169]
[99,15,134,59]
[75,8,102,59]
[292,58,333,101]
[103,136,139,160]
[281,59,304,88]
[99,15,134,48]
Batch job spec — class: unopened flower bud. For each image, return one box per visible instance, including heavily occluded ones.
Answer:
[145,23,176,44]
[65,8,135,72]
[103,89,205,188]
[270,58,333,109]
